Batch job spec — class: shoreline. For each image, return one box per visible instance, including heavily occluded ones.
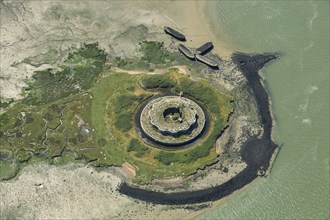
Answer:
[0,1,280,218]
[161,1,234,59]
[118,52,279,204]
[195,2,236,58]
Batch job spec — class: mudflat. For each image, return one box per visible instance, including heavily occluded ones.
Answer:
[0,1,278,219]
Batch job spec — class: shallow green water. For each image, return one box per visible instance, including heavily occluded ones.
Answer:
[201,1,329,219]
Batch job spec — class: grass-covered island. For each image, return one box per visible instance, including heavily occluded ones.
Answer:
[0,39,278,205]
[0,42,232,183]
[0,1,283,218]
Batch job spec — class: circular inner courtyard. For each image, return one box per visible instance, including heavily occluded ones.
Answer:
[140,96,206,146]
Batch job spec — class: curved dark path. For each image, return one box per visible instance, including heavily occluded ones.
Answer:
[118,53,279,204]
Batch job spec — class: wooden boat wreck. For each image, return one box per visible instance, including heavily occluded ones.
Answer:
[195,54,218,68]
[178,44,195,59]
[164,26,186,41]
[195,42,214,55]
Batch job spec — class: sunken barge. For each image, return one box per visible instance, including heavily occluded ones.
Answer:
[178,44,195,59]
[164,26,218,68]
[195,42,214,55]
[195,54,218,68]
[164,26,186,41]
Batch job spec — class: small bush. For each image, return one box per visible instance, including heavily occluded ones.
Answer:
[139,41,175,65]
[16,150,32,163]
[25,113,34,124]
[115,111,133,132]
[141,74,175,89]
[127,139,149,157]
[115,57,128,67]
[176,79,220,114]
[114,95,144,114]
[0,113,9,127]
[154,152,176,165]
[0,99,14,109]
[126,86,135,91]
[97,138,107,147]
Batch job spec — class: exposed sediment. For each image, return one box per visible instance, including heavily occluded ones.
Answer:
[118,53,279,204]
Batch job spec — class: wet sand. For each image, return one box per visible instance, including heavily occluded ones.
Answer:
[0,163,203,219]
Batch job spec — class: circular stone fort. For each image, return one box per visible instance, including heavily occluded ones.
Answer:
[140,96,206,146]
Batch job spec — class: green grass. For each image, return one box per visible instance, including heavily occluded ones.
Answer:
[140,74,175,89]
[0,162,19,181]
[0,43,108,180]
[115,112,133,132]
[0,40,233,184]
[0,99,14,109]
[127,139,149,157]
[112,94,146,132]
[95,71,233,183]
[139,41,175,65]
[0,92,97,179]
[113,94,145,114]
[176,79,221,114]
[112,40,198,71]
[0,71,232,184]
[16,150,33,163]
[143,72,233,167]
[23,43,106,105]
[0,113,9,127]
[89,72,145,165]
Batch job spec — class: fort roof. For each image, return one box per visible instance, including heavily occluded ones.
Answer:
[140,96,205,145]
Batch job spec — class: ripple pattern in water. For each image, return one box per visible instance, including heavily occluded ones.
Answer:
[200,1,329,219]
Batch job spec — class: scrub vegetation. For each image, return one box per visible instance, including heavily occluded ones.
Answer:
[103,70,233,183]
[140,74,175,89]
[127,139,150,157]
[113,40,202,71]
[139,41,175,65]
[140,71,233,168]
[0,41,233,184]
[23,43,106,105]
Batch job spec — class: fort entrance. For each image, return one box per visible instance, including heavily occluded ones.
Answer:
[139,96,206,146]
